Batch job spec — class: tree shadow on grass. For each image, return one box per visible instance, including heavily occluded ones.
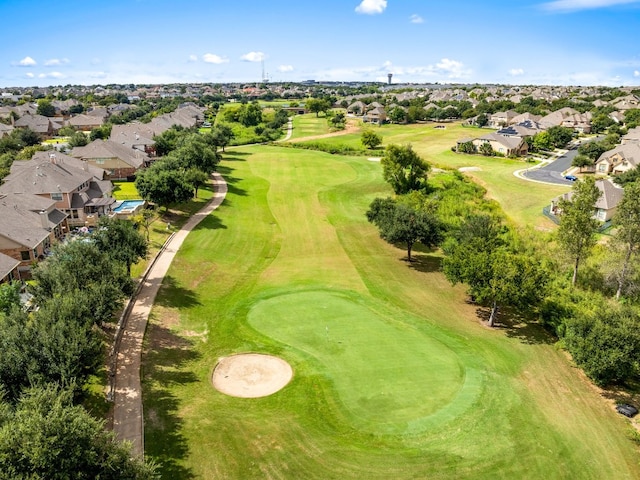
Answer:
[156,275,201,309]
[475,306,555,345]
[143,323,201,480]
[600,378,640,412]
[192,212,227,232]
[222,150,251,159]
[406,253,442,273]
[217,165,247,197]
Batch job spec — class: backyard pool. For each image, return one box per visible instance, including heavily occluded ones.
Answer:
[112,199,146,214]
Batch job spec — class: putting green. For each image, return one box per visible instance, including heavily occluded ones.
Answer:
[248,289,483,435]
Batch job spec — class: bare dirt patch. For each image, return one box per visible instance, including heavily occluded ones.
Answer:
[212,353,293,398]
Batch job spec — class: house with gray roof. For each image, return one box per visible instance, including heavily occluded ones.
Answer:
[0,192,67,278]
[0,153,114,228]
[595,143,640,175]
[0,251,20,284]
[71,139,149,180]
[551,179,624,222]
[0,123,13,138]
[66,113,105,131]
[621,126,640,145]
[13,113,62,138]
[110,124,156,156]
[472,133,528,157]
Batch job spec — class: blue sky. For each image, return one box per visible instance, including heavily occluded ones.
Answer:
[1,0,640,87]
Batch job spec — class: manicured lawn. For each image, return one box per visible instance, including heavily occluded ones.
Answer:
[112,181,141,200]
[289,113,332,139]
[142,145,640,479]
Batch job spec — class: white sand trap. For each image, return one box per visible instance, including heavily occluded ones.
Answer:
[368,157,382,162]
[459,166,482,172]
[212,353,293,398]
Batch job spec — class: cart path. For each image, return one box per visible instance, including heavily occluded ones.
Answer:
[112,172,227,456]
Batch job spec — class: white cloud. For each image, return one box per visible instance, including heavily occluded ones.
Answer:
[38,71,65,79]
[355,0,387,15]
[509,68,525,76]
[44,58,69,66]
[17,56,37,67]
[540,0,640,12]
[410,14,424,23]
[634,70,640,77]
[188,54,198,62]
[241,51,265,62]
[278,65,294,72]
[25,72,34,78]
[202,53,229,64]
[433,58,472,79]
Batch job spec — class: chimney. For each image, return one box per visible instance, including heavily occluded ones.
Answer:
[49,153,56,164]
[83,160,89,172]
[39,210,49,229]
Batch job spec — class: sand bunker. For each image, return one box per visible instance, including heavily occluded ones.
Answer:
[367,157,382,162]
[212,353,293,398]
[458,166,482,172]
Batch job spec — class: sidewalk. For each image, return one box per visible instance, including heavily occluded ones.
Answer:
[112,172,228,456]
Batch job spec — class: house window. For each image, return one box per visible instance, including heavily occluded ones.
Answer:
[51,192,63,201]
[20,251,30,261]
[96,159,105,165]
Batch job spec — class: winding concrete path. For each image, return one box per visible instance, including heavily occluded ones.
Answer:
[112,172,227,456]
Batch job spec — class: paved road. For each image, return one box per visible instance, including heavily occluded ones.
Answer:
[112,172,227,456]
[522,149,578,185]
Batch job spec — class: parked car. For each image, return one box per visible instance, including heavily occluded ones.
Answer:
[564,175,578,182]
[616,404,638,417]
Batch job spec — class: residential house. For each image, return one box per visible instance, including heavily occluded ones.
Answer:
[0,123,13,138]
[0,252,20,284]
[347,101,366,115]
[0,192,68,278]
[71,139,149,180]
[10,151,108,181]
[66,113,105,131]
[595,143,640,175]
[0,152,114,228]
[110,124,157,156]
[550,178,624,222]
[621,126,640,144]
[496,121,541,138]
[539,107,591,133]
[488,110,519,128]
[13,113,62,138]
[472,133,529,156]
[363,106,387,125]
[510,112,542,125]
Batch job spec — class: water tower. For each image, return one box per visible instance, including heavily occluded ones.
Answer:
[387,73,393,85]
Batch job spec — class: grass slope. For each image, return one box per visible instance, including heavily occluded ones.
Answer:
[289,113,332,139]
[142,145,640,479]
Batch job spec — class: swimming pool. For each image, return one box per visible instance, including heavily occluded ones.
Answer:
[113,199,145,213]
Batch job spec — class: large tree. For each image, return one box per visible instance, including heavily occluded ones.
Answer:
[366,198,442,262]
[381,144,430,194]
[612,181,640,299]
[306,98,331,117]
[168,134,219,174]
[135,163,194,209]
[442,215,547,326]
[92,216,148,276]
[0,282,20,316]
[361,130,382,149]
[557,177,601,286]
[36,99,55,117]
[0,386,156,479]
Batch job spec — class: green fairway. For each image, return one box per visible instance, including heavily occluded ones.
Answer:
[289,113,332,139]
[142,144,640,479]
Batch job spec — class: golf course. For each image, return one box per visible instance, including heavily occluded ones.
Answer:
[142,123,640,478]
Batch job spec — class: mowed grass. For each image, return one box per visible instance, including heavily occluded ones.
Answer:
[142,144,640,479]
[289,113,332,139]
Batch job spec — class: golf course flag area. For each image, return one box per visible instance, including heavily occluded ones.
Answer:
[142,145,640,479]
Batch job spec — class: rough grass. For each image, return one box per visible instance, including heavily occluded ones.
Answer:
[142,145,640,479]
[112,181,140,200]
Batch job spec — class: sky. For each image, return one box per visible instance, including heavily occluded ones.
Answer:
[1,0,640,88]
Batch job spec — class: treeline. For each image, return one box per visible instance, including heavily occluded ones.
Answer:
[367,145,640,388]
[0,217,155,478]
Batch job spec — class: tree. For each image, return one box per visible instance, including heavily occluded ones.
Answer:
[135,163,194,209]
[184,168,210,198]
[131,208,156,242]
[612,182,640,299]
[327,111,346,130]
[366,198,443,262]
[30,240,134,323]
[36,99,55,117]
[209,124,234,152]
[0,282,20,316]
[169,134,219,173]
[532,131,552,151]
[571,154,593,172]
[442,216,547,326]
[557,176,601,286]
[361,130,382,149]
[578,141,607,162]
[68,131,89,148]
[306,98,331,117]
[389,107,407,124]
[478,142,494,156]
[546,126,574,149]
[92,216,148,276]
[381,144,430,194]
[238,101,263,127]
[457,141,476,154]
[0,386,157,479]
[476,113,489,127]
